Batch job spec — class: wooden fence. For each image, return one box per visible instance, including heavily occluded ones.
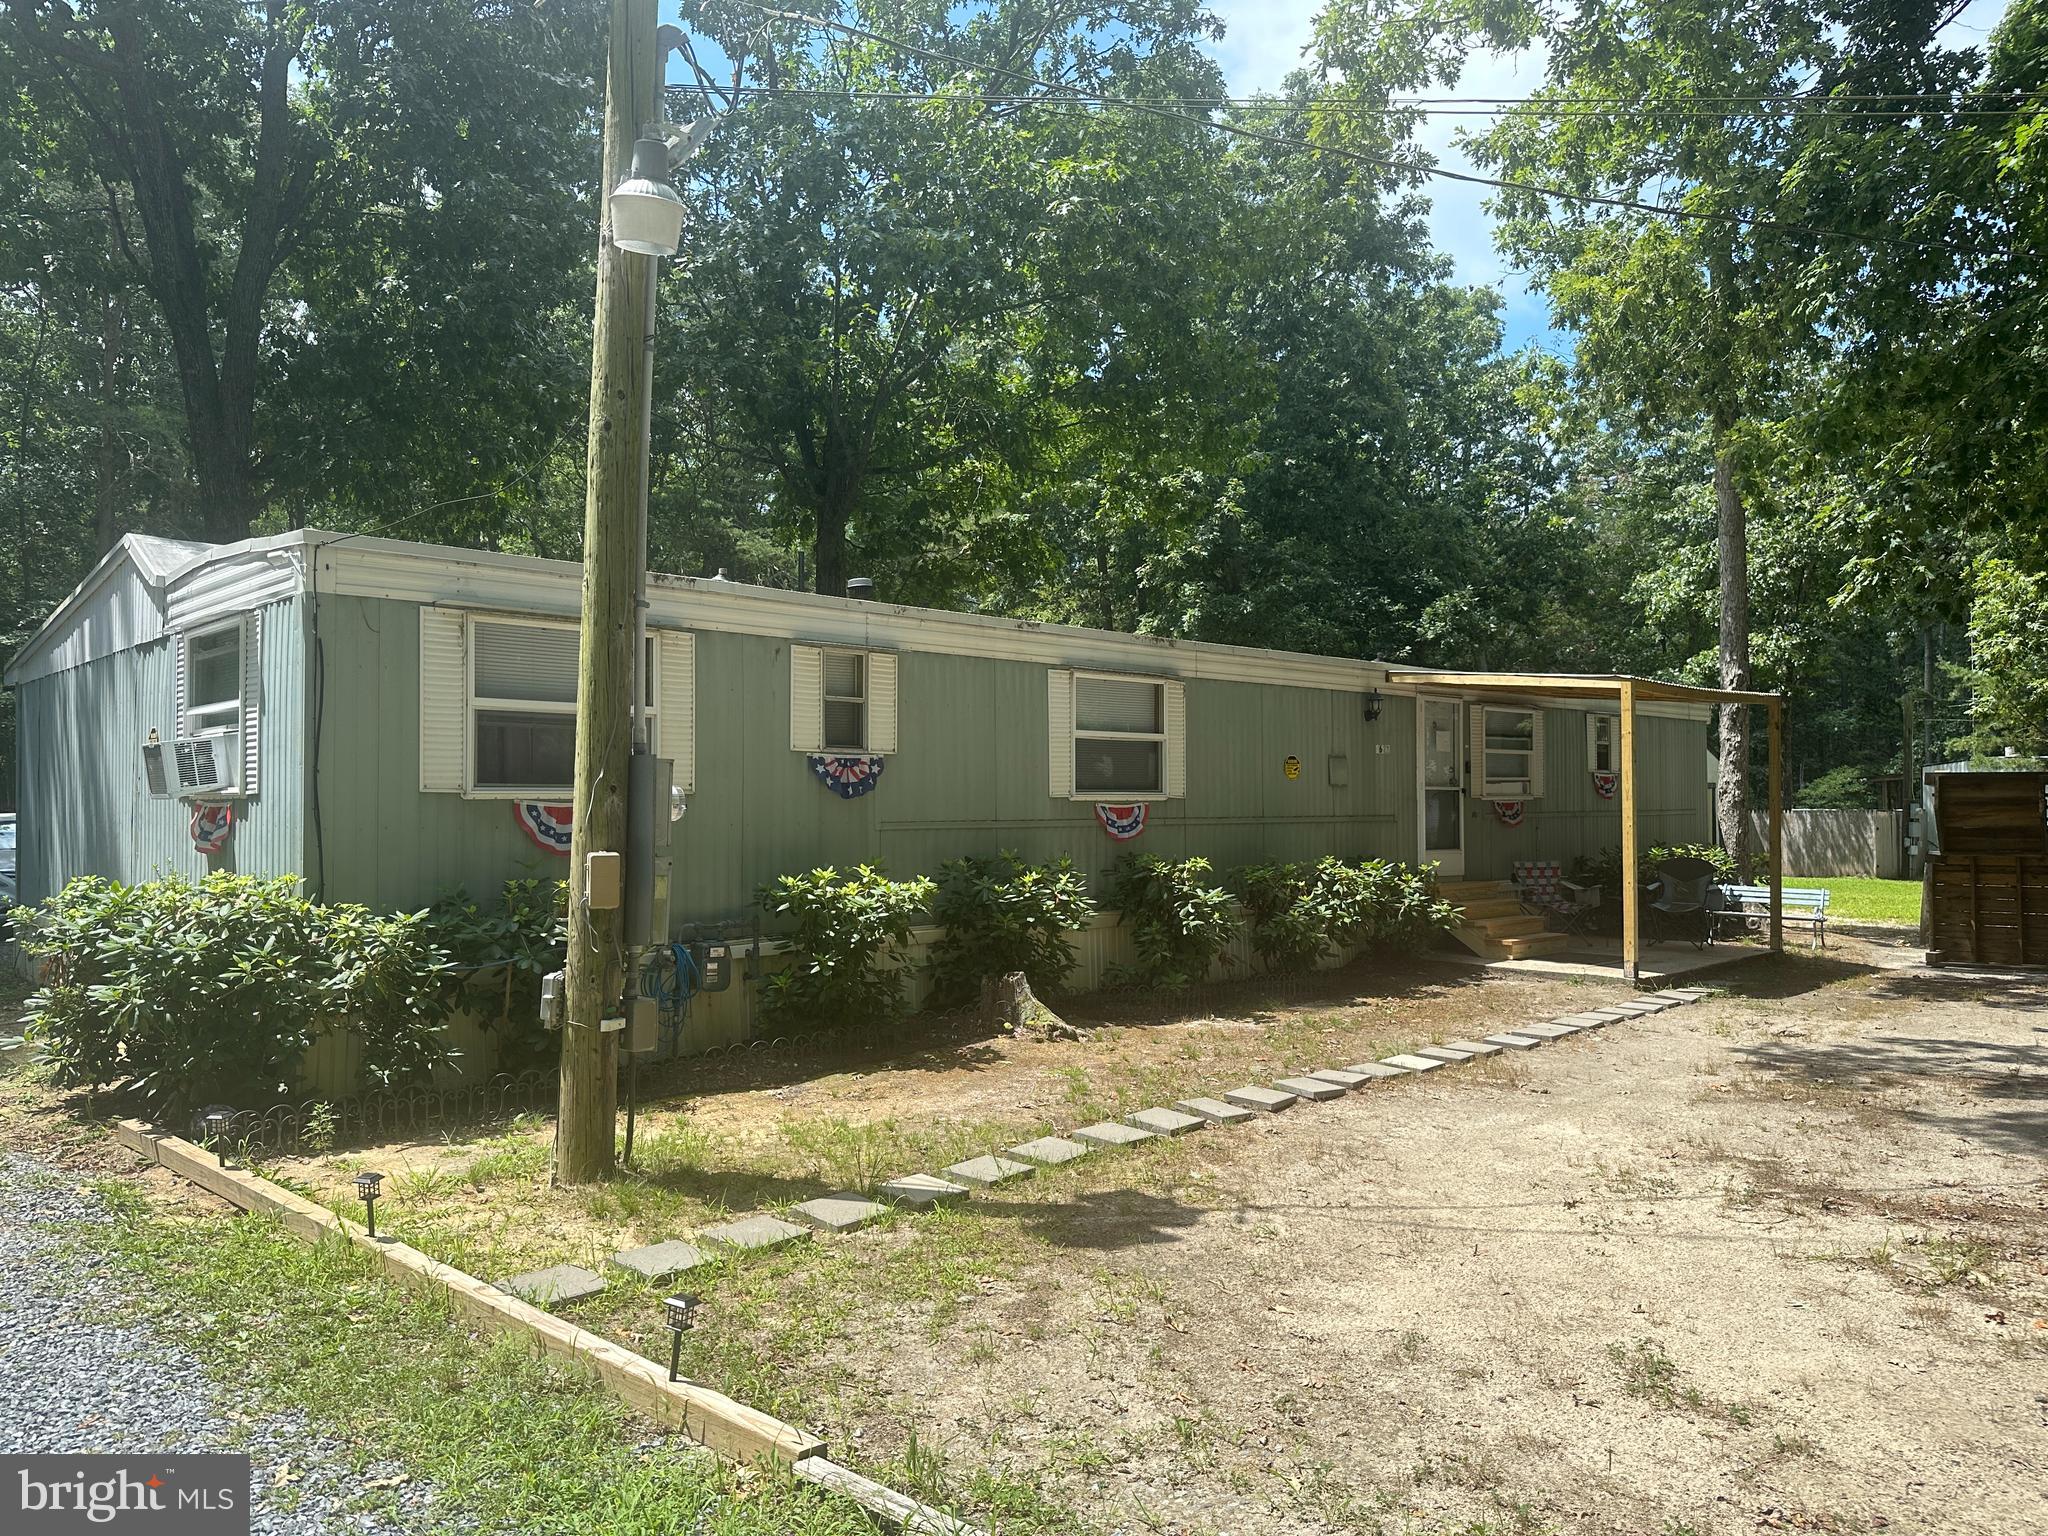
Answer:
[1924,855,2048,967]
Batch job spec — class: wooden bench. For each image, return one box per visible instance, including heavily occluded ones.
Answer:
[1713,884,1831,950]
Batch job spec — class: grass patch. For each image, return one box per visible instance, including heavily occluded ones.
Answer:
[80,1183,889,1536]
[1795,877,1921,925]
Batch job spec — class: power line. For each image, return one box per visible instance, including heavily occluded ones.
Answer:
[696,82,2033,123]
[731,6,1973,252]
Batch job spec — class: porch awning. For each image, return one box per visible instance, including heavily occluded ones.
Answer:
[1386,670,1786,980]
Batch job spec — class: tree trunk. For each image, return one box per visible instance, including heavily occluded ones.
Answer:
[813,476,852,596]
[556,0,656,1184]
[95,225,126,557]
[1713,415,1753,880]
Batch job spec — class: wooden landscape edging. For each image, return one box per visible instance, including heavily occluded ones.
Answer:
[110,1119,819,1465]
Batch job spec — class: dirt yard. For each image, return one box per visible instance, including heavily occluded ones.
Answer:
[790,930,2043,1536]
[19,930,2044,1535]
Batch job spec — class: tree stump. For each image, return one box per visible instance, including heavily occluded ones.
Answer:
[980,971,1077,1039]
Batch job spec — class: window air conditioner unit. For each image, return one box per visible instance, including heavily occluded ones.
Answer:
[172,728,240,798]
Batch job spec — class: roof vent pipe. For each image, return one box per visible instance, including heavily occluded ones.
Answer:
[845,576,875,601]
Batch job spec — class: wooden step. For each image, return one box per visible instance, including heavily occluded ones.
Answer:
[1500,932,1571,958]
[1467,913,1547,939]
[1453,896,1525,920]
[1438,880,1514,899]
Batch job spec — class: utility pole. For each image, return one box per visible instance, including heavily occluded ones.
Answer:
[558,0,658,1184]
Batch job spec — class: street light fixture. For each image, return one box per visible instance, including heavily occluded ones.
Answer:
[609,138,686,257]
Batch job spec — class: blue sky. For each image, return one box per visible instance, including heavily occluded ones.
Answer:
[1197,0,2010,354]
[660,2,2011,356]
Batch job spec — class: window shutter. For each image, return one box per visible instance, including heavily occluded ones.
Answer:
[658,630,696,792]
[419,607,468,793]
[1529,710,1547,799]
[1469,705,1488,798]
[789,645,824,753]
[239,611,262,796]
[173,630,189,731]
[1047,669,1074,799]
[1164,680,1187,798]
[867,651,898,754]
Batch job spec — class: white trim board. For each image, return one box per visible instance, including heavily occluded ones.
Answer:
[7,527,1708,721]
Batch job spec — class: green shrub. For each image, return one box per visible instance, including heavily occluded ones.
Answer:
[1238,857,1459,972]
[422,879,568,1073]
[19,873,456,1113]
[757,865,935,1033]
[925,853,1094,1007]
[1795,765,1878,810]
[1573,842,1738,910]
[1103,854,1236,988]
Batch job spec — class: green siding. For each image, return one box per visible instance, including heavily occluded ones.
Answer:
[308,594,1711,924]
[313,596,1422,925]
[17,595,308,902]
[1463,708,1713,878]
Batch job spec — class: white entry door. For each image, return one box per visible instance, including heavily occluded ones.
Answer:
[1420,698,1465,879]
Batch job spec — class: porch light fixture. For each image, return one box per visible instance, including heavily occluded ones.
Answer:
[609,138,686,257]
[663,1293,699,1381]
[354,1170,385,1240]
[1362,688,1384,723]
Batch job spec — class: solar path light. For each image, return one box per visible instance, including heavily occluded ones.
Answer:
[663,1294,699,1382]
[355,1170,385,1240]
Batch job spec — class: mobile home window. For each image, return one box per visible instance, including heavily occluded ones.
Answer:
[1074,674,1167,797]
[185,622,243,734]
[1479,707,1536,798]
[823,650,866,751]
[469,618,653,794]
[1588,713,1617,775]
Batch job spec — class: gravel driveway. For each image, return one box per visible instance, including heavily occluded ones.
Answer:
[0,1152,452,1534]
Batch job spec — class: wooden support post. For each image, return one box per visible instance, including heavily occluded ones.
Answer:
[1767,697,1784,955]
[559,0,658,1183]
[1620,680,1640,982]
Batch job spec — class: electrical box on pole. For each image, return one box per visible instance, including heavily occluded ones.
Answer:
[624,753,673,950]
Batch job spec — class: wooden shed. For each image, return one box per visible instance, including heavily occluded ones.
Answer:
[1922,771,2048,966]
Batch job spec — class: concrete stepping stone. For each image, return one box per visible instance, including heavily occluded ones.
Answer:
[1008,1135,1093,1167]
[1073,1120,1155,1148]
[1222,1084,1297,1113]
[1417,1044,1477,1063]
[1274,1076,1346,1102]
[1176,1096,1254,1126]
[1606,1000,1664,1015]
[497,1263,606,1306]
[1342,1061,1410,1080]
[943,1154,1033,1187]
[1554,1013,1611,1028]
[1483,1032,1543,1050]
[878,1173,970,1207]
[698,1214,811,1253]
[1443,1039,1503,1058]
[1307,1068,1372,1091]
[610,1239,706,1281]
[1514,1022,1579,1040]
[791,1192,890,1233]
[1647,989,1707,1003]
[1126,1106,1205,1137]
[1381,1053,1445,1072]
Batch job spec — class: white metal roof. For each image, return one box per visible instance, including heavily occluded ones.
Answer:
[6,528,1709,716]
